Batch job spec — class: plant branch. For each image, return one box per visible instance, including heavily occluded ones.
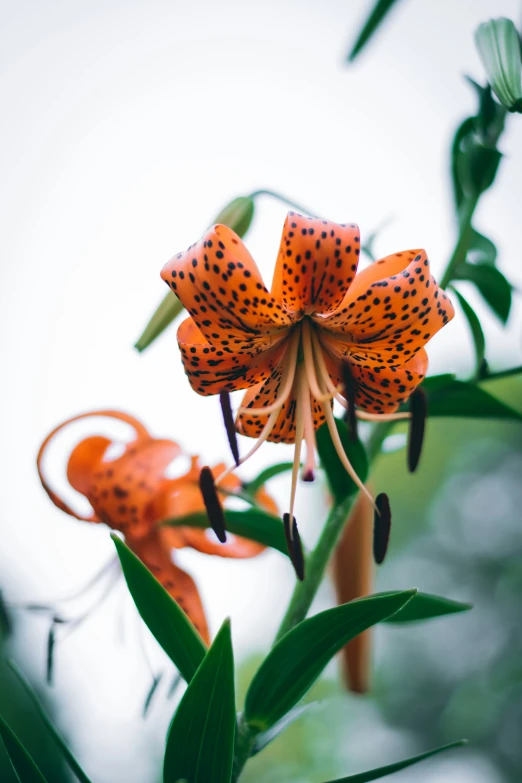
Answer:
[274,493,356,643]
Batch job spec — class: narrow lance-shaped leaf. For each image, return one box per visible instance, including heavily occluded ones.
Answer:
[244,589,416,730]
[243,462,293,494]
[163,620,236,783]
[421,379,522,421]
[454,261,512,324]
[7,660,93,783]
[250,703,320,756]
[111,535,206,683]
[346,0,402,62]
[382,592,472,623]
[0,713,49,783]
[451,287,486,379]
[161,508,290,558]
[322,740,467,782]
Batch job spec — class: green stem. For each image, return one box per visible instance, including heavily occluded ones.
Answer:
[440,195,479,289]
[232,719,257,783]
[274,493,356,643]
[249,189,316,217]
[482,364,522,381]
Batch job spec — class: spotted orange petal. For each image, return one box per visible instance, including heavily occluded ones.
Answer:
[169,527,265,558]
[177,317,289,396]
[161,224,293,355]
[319,250,454,353]
[271,212,360,315]
[321,339,428,413]
[37,410,151,523]
[130,531,209,644]
[83,438,181,538]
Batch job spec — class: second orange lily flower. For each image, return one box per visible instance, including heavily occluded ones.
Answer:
[37,410,276,644]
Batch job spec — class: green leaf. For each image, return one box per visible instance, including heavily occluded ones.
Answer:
[346,0,401,62]
[468,227,497,266]
[243,462,293,494]
[163,620,235,783]
[161,508,289,558]
[316,419,368,505]
[250,703,320,756]
[454,261,512,323]
[383,592,472,623]
[451,117,475,210]
[451,287,486,378]
[322,740,467,782]
[0,713,48,782]
[420,373,457,393]
[244,590,416,730]
[422,378,522,420]
[7,661,93,783]
[112,535,206,682]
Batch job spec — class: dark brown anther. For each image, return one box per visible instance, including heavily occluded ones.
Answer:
[46,623,56,685]
[302,468,315,482]
[199,466,227,543]
[219,390,240,466]
[373,492,391,565]
[407,387,427,473]
[341,361,358,441]
[283,513,305,581]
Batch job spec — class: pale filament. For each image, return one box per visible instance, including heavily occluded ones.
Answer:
[237,328,301,416]
[215,407,281,486]
[312,335,377,510]
[300,366,317,480]
[301,319,334,403]
[288,368,306,530]
[310,328,411,422]
[321,400,377,511]
[215,330,301,486]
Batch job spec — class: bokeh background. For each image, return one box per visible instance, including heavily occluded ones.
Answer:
[1,0,522,781]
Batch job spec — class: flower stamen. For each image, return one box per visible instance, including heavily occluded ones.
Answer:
[302,319,334,403]
[237,328,301,416]
[321,399,377,511]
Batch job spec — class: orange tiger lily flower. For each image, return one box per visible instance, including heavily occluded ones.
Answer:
[37,410,276,644]
[160,211,454,522]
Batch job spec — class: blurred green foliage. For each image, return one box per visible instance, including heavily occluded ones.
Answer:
[238,374,522,783]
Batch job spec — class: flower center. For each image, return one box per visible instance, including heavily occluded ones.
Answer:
[215,319,380,520]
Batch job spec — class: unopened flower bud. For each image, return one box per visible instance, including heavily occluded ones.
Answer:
[475,18,522,113]
[213,195,255,238]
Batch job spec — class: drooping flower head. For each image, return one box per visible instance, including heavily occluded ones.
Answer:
[37,410,276,643]
[160,212,454,531]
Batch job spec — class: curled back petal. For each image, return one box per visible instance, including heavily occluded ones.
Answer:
[37,410,151,523]
[177,317,289,396]
[131,531,210,644]
[321,339,428,413]
[271,212,361,316]
[161,224,293,355]
[166,527,265,559]
[319,250,454,353]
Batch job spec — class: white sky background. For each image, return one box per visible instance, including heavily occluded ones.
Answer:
[1,1,521,781]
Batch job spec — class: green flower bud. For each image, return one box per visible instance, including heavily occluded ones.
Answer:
[213,195,255,238]
[475,18,522,113]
